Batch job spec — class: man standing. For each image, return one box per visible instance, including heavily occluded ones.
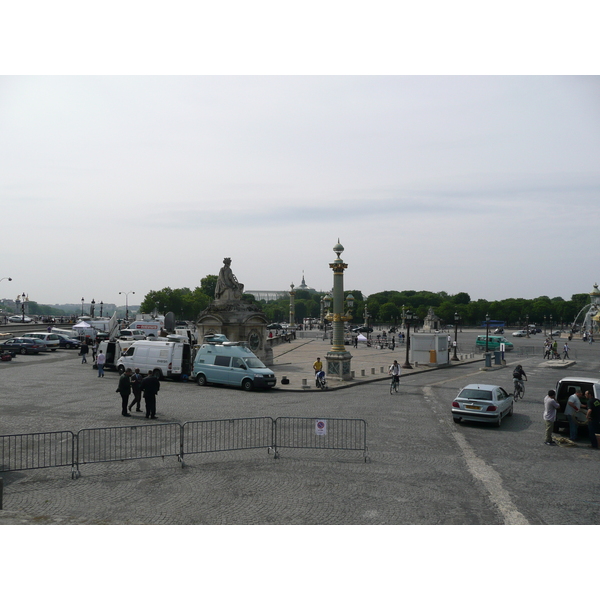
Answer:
[96,350,106,377]
[117,368,133,417]
[543,390,560,445]
[128,368,144,412]
[564,389,586,442]
[585,390,600,449]
[141,370,160,419]
[80,340,89,364]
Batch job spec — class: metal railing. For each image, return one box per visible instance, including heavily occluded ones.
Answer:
[273,417,368,462]
[181,417,274,464]
[77,422,182,474]
[1,416,369,488]
[0,431,75,477]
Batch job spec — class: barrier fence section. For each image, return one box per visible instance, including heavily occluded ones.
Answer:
[0,431,75,477]
[181,418,274,464]
[75,423,182,477]
[274,417,368,462]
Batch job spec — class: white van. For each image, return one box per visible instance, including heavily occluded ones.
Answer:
[192,339,277,391]
[116,337,192,380]
[95,339,136,371]
[128,320,165,338]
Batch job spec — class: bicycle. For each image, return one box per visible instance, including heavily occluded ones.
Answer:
[513,378,525,401]
[316,371,327,391]
[390,375,400,394]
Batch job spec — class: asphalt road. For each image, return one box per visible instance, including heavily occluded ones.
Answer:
[0,331,599,525]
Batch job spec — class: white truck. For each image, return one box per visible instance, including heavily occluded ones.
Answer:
[116,336,192,380]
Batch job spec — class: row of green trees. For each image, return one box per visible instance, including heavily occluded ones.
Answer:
[138,277,591,328]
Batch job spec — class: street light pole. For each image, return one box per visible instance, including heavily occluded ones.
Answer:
[119,291,135,322]
[402,310,413,369]
[81,297,85,317]
[526,313,529,338]
[485,313,490,353]
[452,312,459,361]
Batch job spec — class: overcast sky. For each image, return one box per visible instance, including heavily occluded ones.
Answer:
[1,75,598,307]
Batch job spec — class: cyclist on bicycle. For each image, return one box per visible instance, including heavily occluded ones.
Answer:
[389,360,401,385]
[513,364,527,399]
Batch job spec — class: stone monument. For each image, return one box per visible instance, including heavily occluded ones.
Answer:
[196,258,272,365]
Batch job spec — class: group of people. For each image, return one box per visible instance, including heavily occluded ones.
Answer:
[116,368,160,419]
[543,387,600,447]
[543,339,570,360]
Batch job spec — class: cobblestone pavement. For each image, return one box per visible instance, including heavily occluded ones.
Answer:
[1,330,598,525]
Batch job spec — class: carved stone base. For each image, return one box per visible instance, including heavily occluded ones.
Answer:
[325,350,353,381]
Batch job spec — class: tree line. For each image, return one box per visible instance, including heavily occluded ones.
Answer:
[137,277,591,329]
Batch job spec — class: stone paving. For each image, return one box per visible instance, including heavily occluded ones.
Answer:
[1,329,597,525]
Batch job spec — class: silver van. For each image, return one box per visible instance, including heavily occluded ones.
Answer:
[192,340,276,391]
[21,332,60,351]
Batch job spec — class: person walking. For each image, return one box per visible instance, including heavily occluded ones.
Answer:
[564,389,586,442]
[117,368,133,417]
[92,340,98,362]
[128,368,144,412]
[80,341,89,364]
[585,390,600,449]
[141,370,160,419]
[562,342,570,360]
[96,350,106,377]
[543,390,560,445]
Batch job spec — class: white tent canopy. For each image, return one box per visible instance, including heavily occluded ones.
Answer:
[73,321,91,329]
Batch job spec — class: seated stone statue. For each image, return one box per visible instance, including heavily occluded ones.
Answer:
[214,258,244,303]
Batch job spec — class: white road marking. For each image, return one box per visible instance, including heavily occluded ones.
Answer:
[424,385,529,525]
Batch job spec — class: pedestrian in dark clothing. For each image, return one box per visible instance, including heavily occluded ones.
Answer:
[585,390,600,449]
[141,370,160,419]
[128,368,144,412]
[80,342,89,364]
[117,368,133,416]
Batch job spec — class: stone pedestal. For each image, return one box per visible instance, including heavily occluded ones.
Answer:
[196,302,272,365]
[326,350,353,381]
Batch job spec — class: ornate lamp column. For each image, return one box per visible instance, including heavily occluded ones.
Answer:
[324,240,353,381]
[100,301,104,318]
[289,283,296,328]
[90,299,96,318]
[452,312,460,361]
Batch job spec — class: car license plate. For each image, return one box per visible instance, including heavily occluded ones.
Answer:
[466,405,481,410]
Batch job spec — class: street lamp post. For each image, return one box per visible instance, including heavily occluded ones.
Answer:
[452,312,460,361]
[485,313,490,353]
[20,293,27,322]
[90,299,96,318]
[323,294,331,340]
[543,315,547,337]
[119,291,135,322]
[526,313,529,338]
[289,283,296,329]
[402,310,413,369]
[100,301,104,318]
[324,240,353,380]
[81,297,85,317]
[549,314,553,339]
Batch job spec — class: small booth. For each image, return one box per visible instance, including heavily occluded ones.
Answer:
[411,333,449,366]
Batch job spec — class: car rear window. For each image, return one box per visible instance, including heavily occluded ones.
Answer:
[460,389,493,401]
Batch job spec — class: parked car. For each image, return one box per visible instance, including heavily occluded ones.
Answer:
[512,330,528,337]
[475,335,514,351]
[550,330,562,337]
[451,384,514,427]
[21,332,60,351]
[352,326,373,333]
[266,323,282,330]
[8,315,32,323]
[54,333,81,349]
[0,337,44,355]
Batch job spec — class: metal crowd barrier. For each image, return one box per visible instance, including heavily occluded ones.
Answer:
[75,422,182,477]
[181,417,274,466]
[0,416,369,488]
[0,431,76,478]
[273,417,368,462]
